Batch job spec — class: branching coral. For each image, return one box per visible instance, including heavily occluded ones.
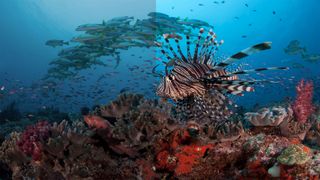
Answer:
[94,93,143,119]
[107,98,175,155]
[292,80,315,123]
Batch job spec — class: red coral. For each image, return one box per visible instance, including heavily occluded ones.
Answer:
[17,121,50,161]
[292,80,315,123]
[155,150,177,171]
[174,144,213,175]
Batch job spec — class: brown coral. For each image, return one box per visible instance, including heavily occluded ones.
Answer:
[95,93,143,119]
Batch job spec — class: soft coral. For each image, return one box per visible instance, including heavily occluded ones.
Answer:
[292,80,315,123]
[17,121,50,161]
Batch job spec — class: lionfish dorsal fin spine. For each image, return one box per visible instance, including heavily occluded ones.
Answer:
[199,29,213,63]
[155,41,173,62]
[193,28,205,63]
[186,35,192,61]
[174,38,188,62]
[164,37,180,61]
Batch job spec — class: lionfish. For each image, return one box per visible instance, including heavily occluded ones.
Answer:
[153,28,288,124]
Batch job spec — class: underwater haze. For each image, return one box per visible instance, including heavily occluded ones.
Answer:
[0,0,319,112]
[1,0,320,179]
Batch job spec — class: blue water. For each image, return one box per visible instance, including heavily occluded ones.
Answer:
[0,0,319,113]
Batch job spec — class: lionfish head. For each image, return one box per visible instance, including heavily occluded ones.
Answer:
[155,28,222,101]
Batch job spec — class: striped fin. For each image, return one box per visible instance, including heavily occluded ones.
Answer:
[186,35,192,61]
[203,78,274,87]
[217,66,289,78]
[155,41,173,62]
[199,29,214,63]
[151,64,164,77]
[164,37,180,61]
[175,38,188,62]
[221,84,254,92]
[213,42,272,70]
[193,28,205,63]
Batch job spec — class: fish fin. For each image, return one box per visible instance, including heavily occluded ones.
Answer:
[186,35,192,61]
[216,66,289,78]
[152,64,164,77]
[193,28,205,63]
[163,36,180,61]
[213,42,272,70]
[174,38,188,62]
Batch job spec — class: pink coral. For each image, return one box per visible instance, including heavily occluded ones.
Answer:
[17,121,50,161]
[292,80,315,123]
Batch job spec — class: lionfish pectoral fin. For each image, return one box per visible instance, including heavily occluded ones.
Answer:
[216,66,289,78]
[152,64,164,77]
[211,42,272,71]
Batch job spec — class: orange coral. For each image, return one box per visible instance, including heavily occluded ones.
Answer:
[289,138,301,145]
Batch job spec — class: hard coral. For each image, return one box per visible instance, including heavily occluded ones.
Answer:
[292,80,315,123]
[95,93,143,119]
[245,106,293,127]
[16,121,50,161]
[277,144,311,166]
[279,118,311,140]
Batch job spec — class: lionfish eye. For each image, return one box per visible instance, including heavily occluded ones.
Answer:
[168,75,173,80]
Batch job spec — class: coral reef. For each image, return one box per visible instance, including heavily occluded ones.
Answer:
[1,93,320,179]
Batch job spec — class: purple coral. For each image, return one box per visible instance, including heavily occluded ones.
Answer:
[292,80,315,123]
[17,121,50,161]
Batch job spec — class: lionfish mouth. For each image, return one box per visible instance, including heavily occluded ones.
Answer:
[154,28,288,101]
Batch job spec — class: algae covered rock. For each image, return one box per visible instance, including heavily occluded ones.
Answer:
[277,144,311,165]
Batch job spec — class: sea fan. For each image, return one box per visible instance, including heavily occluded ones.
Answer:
[154,28,288,124]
